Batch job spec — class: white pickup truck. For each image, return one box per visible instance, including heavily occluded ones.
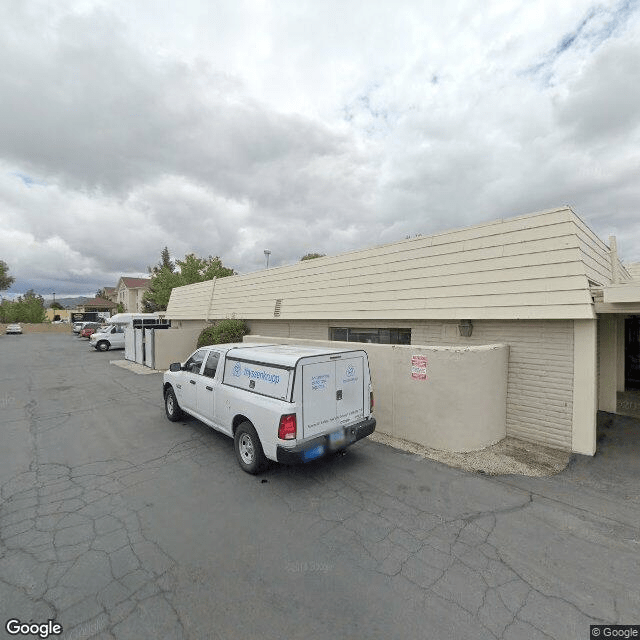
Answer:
[162,343,376,474]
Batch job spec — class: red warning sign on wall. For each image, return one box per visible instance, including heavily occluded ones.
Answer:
[411,355,428,380]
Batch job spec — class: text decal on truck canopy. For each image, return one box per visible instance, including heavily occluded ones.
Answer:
[233,363,281,384]
[311,374,330,390]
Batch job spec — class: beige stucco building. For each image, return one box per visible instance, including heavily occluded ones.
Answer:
[160,207,640,457]
[115,277,151,313]
[45,308,73,322]
[76,297,117,313]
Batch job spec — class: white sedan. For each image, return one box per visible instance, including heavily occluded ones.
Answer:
[5,323,22,334]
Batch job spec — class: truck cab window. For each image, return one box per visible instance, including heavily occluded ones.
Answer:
[203,352,220,378]
[184,350,205,374]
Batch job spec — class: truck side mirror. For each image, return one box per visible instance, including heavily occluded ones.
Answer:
[169,363,182,372]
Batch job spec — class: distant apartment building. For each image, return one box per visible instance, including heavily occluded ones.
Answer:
[103,286,117,303]
[115,277,151,313]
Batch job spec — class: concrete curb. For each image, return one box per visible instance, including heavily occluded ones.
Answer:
[109,359,162,375]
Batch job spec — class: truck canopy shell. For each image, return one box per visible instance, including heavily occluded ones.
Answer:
[108,313,159,325]
[221,344,369,411]
[224,344,364,368]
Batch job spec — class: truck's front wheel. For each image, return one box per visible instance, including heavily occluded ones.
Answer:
[165,387,183,422]
[234,422,267,474]
[96,340,110,352]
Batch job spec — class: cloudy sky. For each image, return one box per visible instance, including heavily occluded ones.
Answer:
[1,0,639,298]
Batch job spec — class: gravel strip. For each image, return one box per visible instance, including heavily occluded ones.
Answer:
[370,432,571,477]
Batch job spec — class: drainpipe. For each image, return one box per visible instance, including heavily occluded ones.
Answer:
[206,278,217,322]
[609,235,620,284]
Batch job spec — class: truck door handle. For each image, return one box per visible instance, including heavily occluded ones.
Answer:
[190,380,196,385]
[206,386,213,391]
[336,389,343,400]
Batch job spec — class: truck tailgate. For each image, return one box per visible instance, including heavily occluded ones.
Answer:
[302,357,365,438]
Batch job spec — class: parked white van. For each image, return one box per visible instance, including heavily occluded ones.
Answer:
[162,343,376,474]
[89,324,125,351]
[90,313,160,352]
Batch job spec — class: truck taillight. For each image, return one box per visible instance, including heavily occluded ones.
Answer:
[370,391,374,412]
[278,414,297,440]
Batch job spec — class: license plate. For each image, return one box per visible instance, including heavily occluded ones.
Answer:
[303,445,325,462]
[328,429,346,448]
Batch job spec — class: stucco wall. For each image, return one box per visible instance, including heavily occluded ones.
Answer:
[153,322,207,370]
[244,335,508,453]
[45,309,73,322]
[572,319,597,455]
[598,315,618,413]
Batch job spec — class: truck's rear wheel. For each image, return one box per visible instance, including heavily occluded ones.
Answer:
[165,387,183,422]
[234,421,266,474]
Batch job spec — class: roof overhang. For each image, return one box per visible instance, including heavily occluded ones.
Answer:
[595,284,640,314]
[603,284,640,303]
[596,303,640,314]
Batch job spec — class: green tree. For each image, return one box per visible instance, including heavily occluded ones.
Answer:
[0,260,15,291]
[0,300,17,323]
[147,246,175,276]
[176,253,235,282]
[197,319,248,348]
[142,266,182,312]
[159,246,175,273]
[300,253,326,261]
[143,249,235,312]
[50,301,64,310]
[2,290,47,323]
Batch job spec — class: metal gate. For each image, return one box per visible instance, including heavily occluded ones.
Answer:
[124,319,170,366]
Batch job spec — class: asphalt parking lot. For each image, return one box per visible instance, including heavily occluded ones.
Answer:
[1,333,639,639]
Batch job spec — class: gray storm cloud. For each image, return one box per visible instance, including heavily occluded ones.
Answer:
[0,0,639,296]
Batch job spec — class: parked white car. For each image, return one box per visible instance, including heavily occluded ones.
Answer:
[89,324,125,351]
[163,343,376,474]
[5,323,22,334]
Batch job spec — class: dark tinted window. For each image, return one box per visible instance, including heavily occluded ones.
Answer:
[331,327,348,341]
[203,352,220,379]
[330,327,411,345]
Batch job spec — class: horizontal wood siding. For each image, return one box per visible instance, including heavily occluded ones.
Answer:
[246,320,291,338]
[573,213,631,284]
[412,319,574,449]
[625,263,640,279]
[165,281,214,319]
[166,208,610,322]
[288,321,330,340]
[205,208,595,320]
[246,320,330,340]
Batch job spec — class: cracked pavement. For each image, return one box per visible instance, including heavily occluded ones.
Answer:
[1,333,639,639]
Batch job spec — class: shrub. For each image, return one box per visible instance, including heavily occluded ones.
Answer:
[197,318,248,348]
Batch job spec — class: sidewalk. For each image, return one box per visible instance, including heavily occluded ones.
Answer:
[109,359,161,375]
